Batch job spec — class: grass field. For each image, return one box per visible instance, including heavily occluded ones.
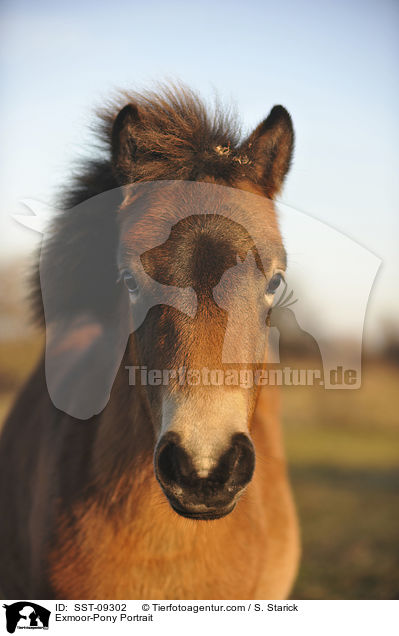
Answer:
[284,363,399,599]
[0,338,398,599]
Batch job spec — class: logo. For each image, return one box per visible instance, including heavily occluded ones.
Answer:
[2,603,50,633]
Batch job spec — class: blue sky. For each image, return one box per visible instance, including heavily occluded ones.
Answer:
[0,0,398,344]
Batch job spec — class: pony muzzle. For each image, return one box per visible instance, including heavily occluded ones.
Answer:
[154,431,255,520]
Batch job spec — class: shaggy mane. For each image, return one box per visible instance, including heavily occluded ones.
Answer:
[96,83,252,184]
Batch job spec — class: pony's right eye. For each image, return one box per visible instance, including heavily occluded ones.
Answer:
[266,272,283,295]
[123,271,139,295]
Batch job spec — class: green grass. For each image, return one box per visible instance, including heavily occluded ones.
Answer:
[284,363,399,599]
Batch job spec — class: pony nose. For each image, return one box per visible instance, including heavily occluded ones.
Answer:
[155,432,255,507]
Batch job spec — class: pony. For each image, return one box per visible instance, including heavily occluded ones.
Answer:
[0,85,299,599]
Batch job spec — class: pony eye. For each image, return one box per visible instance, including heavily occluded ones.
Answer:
[266,273,283,295]
[123,271,139,295]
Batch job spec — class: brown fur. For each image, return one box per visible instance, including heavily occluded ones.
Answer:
[0,84,299,599]
[50,388,299,600]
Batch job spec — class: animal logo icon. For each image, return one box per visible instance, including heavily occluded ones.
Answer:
[2,602,50,633]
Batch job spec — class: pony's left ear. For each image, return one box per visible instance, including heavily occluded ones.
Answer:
[111,103,141,184]
[244,106,294,198]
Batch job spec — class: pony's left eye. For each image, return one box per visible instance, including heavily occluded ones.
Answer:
[266,273,283,295]
[123,271,139,295]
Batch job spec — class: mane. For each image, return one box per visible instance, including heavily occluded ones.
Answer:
[32,84,253,324]
[96,83,252,184]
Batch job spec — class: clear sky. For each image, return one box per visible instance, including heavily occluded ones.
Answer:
[0,0,398,346]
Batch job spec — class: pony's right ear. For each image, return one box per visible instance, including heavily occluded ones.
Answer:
[111,103,141,183]
[243,105,294,198]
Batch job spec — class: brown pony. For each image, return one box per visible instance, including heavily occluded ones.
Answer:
[0,85,299,599]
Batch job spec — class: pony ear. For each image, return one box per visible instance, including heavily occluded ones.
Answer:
[244,105,294,198]
[111,103,141,183]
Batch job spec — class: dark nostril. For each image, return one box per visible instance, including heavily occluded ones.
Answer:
[212,433,255,490]
[156,433,195,488]
[157,442,178,485]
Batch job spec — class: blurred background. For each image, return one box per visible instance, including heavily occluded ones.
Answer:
[0,0,398,598]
